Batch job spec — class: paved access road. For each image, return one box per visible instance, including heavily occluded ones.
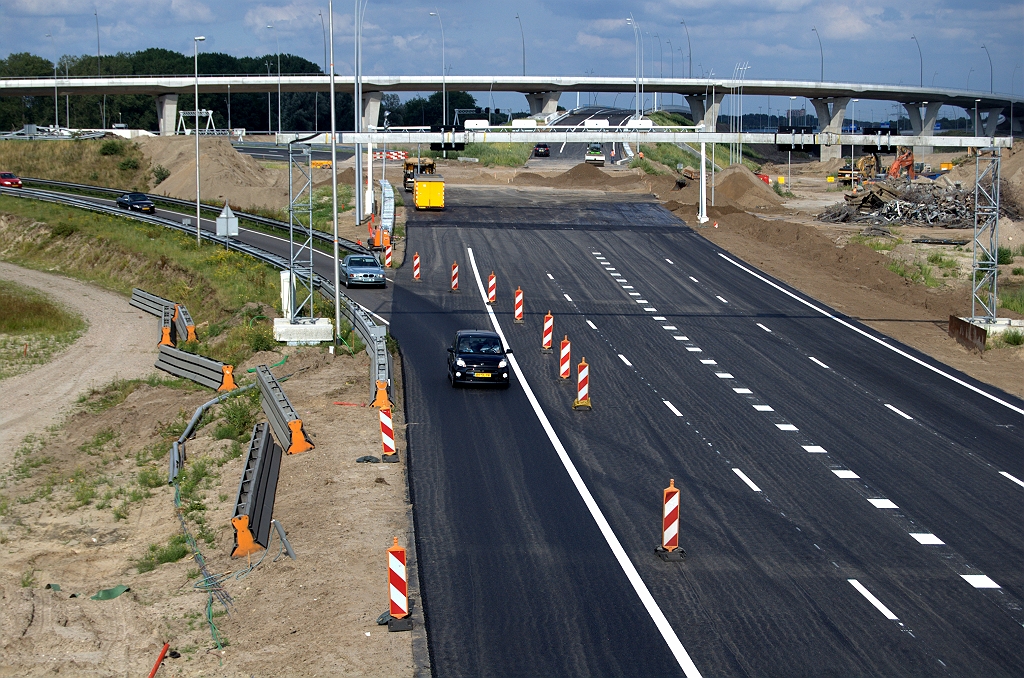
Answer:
[392,187,1024,677]
[525,107,634,169]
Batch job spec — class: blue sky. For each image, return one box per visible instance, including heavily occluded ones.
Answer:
[2,0,1022,120]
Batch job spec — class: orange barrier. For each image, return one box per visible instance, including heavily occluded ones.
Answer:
[371,379,393,409]
[386,537,413,631]
[559,336,571,379]
[573,357,592,409]
[451,261,459,292]
[413,252,421,280]
[541,311,553,352]
[514,286,524,323]
[487,271,497,304]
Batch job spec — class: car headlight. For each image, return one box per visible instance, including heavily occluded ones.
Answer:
[498,359,507,368]
[456,358,466,367]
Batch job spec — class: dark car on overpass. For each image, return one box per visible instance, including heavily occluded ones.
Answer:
[115,192,156,213]
[447,330,511,387]
[532,143,550,157]
[340,253,386,288]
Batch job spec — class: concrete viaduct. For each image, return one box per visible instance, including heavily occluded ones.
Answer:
[1,75,1019,160]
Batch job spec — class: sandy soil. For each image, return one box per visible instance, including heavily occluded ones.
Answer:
[0,261,157,458]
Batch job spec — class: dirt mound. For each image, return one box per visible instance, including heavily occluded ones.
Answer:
[712,165,785,211]
[514,163,645,190]
[800,158,846,175]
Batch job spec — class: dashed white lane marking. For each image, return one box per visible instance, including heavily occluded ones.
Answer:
[753,404,774,411]
[733,388,751,394]
[469,248,704,678]
[586,320,597,330]
[653,316,666,320]
[622,285,634,289]
[757,323,772,332]
[848,579,899,620]
[910,533,945,545]
[606,268,617,271]
[776,424,798,431]
[715,373,734,379]
[802,445,827,453]
[700,359,717,365]
[644,307,658,312]
[664,400,684,417]
[665,258,674,264]
[716,295,728,304]
[999,471,1024,489]
[732,468,762,492]
[564,294,573,302]
[592,251,602,255]
[618,354,633,367]
[637,299,649,304]
[686,347,702,352]
[962,575,1001,589]
[629,292,641,296]
[689,276,699,283]
[809,357,830,369]
[663,325,678,330]
[832,469,860,479]
[547,273,554,280]
[611,273,623,278]
[673,336,687,341]
[868,498,899,509]
[884,404,913,420]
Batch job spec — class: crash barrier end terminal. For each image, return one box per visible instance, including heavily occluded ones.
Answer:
[371,380,393,409]
[541,311,553,352]
[231,514,262,558]
[656,479,686,562]
[386,537,413,632]
[573,357,592,410]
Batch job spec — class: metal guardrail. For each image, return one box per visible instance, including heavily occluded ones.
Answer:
[255,365,314,455]
[159,305,176,347]
[129,287,173,316]
[175,304,197,343]
[231,422,283,557]
[131,288,198,344]
[155,345,238,391]
[319,278,391,401]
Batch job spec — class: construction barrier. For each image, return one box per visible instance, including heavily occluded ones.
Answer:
[380,408,398,462]
[155,345,237,391]
[514,286,524,323]
[371,379,394,410]
[255,365,314,455]
[131,288,198,345]
[129,287,174,317]
[386,537,413,631]
[451,261,459,292]
[656,479,686,561]
[384,244,393,268]
[559,336,571,379]
[173,303,198,343]
[230,422,283,558]
[487,272,497,304]
[159,304,175,347]
[413,252,421,281]
[542,311,553,352]
[573,357,592,409]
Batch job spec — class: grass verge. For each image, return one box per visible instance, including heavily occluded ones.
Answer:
[0,138,150,190]
[0,280,86,379]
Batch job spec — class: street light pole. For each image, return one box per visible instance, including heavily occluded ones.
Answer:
[811,26,823,82]
[265,61,272,132]
[46,34,58,129]
[194,36,205,248]
[429,10,447,125]
[911,35,923,88]
[667,39,673,107]
[268,25,281,135]
[318,10,327,133]
[328,0,341,347]
[654,32,662,111]
[94,11,105,128]
[680,20,692,78]
[514,14,525,76]
[981,44,994,94]
[626,16,640,119]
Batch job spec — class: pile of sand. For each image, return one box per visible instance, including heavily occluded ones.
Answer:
[799,158,846,175]
[513,163,647,190]
[709,165,785,211]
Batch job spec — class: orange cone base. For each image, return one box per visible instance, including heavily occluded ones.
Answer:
[159,327,174,347]
[231,515,265,558]
[186,326,198,342]
[218,365,238,391]
[388,617,413,632]
[655,545,687,562]
[286,420,314,454]
[572,397,592,410]
[370,381,393,409]
[514,318,524,324]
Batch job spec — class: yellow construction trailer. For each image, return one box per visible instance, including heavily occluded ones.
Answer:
[413,174,445,210]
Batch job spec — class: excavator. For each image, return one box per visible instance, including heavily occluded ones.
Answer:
[887,146,916,180]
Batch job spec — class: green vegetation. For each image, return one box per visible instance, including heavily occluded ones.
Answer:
[1001,329,1024,347]
[648,111,694,127]
[136,534,190,573]
[637,143,697,172]
[20,570,35,588]
[99,139,127,156]
[997,246,1015,265]
[1000,286,1024,315]
[771,180,796,198]
[415,142,533,167]
[1013,267,1024,276]
[0,139,150,191]
[849,234,901,252]
[887,260,942,287]
[629,155,664,175]
[927,251,961,278]
[152,165,171,185]
[214,388,260,441]
[76,374,200,414]
[0,279,86,379]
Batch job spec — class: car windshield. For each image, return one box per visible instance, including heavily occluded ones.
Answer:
[0,173,15,178]
[348,257,378,267]
[588,144,602,152]
[457,336,503,354]
[129,193,148,200]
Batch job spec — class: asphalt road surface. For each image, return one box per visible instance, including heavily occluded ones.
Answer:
[526,107,634,169]
[233,142,354,164]
[392,186,1024,677]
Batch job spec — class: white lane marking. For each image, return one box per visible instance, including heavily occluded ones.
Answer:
[884,404,913,420]
[757,323,772,333]
[686,347,702,352]
[564,294,573,302]
[962,575,1001,589]
[716,295,728,304]
[673,336,687,341]
[547,273,554,280]
[809,357,830,369]
[618,354,633,367]
[665,258,674,264]
[700,359,717,365]
[637,299,649,304]
[465,248,703,677]
[629,292,641,296]
[999,471,1024,489]
[653,316,666,320]
[832,469,860,479]
[868,498,899,509]
[802,445,827,453]
[586,320,597,330]
[611,273,622,277]
[715,373,734,379]
[689,276,699,283]
[776,424,798,431]
[622,285,634,289]
[754,404,774,412]
[910,533,945,545]
[848,579,899,620]
[592,252,602,255]
[644,307,658,312]
[664,400,684,417]
[356,303,390,326]
[720,252,1024,417]
[663,325,678,330]
[606,268,617,271]
[733,388,752,394]
[732,468,762,492]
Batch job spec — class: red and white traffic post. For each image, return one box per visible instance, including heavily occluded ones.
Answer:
[513,286,524,323]
[559,336,571,379]
[384,244,393,268]
[386,537,413,631]
[380,408,398,462]
[541,311,553,352]
[487,271,497,304]
[412,252,421,281]
[572,357,592,409]
[656,479,686,561]
[450,261,459,292]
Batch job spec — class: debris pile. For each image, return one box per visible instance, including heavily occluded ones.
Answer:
[817,180,974,228]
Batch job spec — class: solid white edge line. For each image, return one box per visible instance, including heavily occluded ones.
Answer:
[357,302,390,326]
[884,403,913,420]
[732,468,762,492]
[999,471,1024,489]
[466,247,702,677]
[718,252,1024,417]
[847,579,899,620]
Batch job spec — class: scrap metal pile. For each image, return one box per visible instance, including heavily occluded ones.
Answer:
[818,180,974,228]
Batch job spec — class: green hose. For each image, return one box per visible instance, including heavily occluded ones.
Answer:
[246,354,287,373]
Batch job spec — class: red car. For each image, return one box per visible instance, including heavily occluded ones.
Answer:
[0,172,22,188]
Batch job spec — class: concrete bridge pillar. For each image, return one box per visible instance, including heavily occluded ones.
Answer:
[156,94,178,136]
[685,92,724,130]
[982,108,1003,136]
[362,91,382,131]
[811,97,849,161]
[904,101,943,157]
[524,91,561,116]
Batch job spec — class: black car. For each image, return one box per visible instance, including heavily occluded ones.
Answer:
[447,330,511,387]
[533,143,550,157]
[340,253,386,288]
[116,192,155,213]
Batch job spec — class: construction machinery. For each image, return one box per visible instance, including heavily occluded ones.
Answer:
[584,143,605,167]
[403,157,435,192]
[413,174,445,210]
[887,146,916,180]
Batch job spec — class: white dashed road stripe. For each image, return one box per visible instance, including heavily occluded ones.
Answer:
[665,258,674,264]
[547,273,554,280]
[884,404,913,420]
[848,579,899,620]
[962,575,1001,589]
[868,498,899,509]
[776,424,798,431]
[664,400,684,417]
[753,404,774,411]
[832,470,860,479]
[586,320,597,330]
[564,294,573,302]
[716,296,728,304]
[910,533,945,545]
[618,354,633,366]
[1000,471,1024,489]
[757,323,772,332]
[809,357,830,369]
[732,468,762,492]
[802,445,827,453]
[689,276,699,283]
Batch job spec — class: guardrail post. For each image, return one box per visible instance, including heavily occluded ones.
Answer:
[255,365,314,454]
